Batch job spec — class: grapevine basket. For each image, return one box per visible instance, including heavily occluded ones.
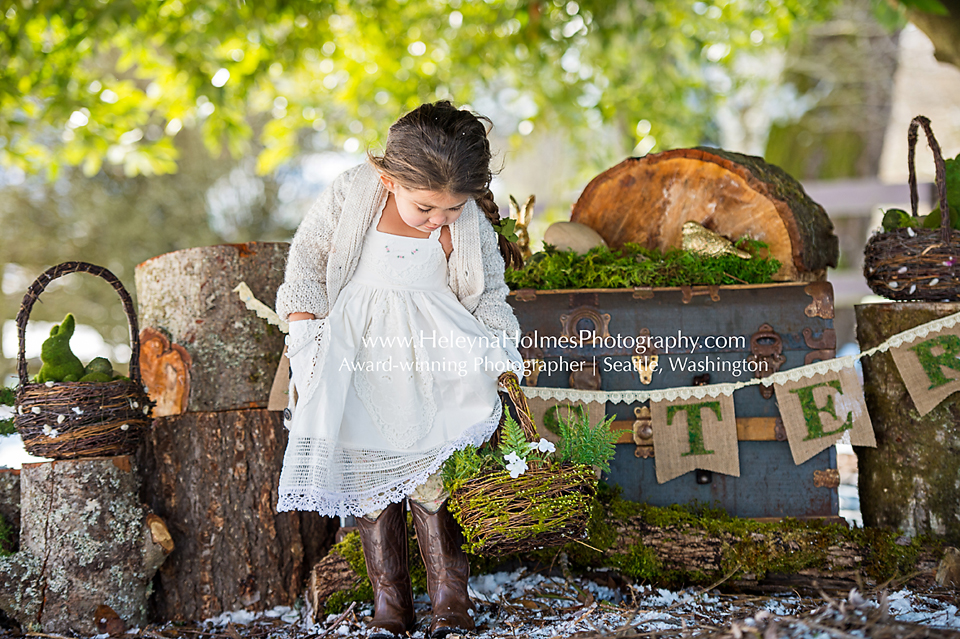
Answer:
[14,262,154,459]
[863,115,959,302]
[447,372,598,557]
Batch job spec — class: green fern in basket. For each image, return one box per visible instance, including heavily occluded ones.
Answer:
[497,413,530,460]
[554,409,618,472]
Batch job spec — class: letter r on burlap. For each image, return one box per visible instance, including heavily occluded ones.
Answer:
[890,326,960,417]
[651,394,739,484]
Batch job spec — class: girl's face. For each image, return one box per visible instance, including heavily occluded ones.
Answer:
[382,177,468,232]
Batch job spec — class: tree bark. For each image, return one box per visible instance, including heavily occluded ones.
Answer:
[0,456,172,635]
[136,408,338,622]
[570,148,839,282]
[908,1,960,70]
[0,469,19,553]
[135,242,288,413]
[855,302,960,545]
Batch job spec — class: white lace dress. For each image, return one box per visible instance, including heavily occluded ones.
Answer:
[276,204,515,518]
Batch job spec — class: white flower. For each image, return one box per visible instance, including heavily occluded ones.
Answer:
[504,452,528,478]
[72,407,84,415]
[31,406,41,414]
[527,438,556,454]
[57,414,65,424]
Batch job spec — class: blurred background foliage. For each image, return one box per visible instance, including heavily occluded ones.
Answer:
[1,0,952,384]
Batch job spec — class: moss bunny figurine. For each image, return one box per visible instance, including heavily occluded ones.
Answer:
[79,356,114,382]
[36,313,85,383]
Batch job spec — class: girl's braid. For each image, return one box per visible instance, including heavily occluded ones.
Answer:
[476,188,523,270]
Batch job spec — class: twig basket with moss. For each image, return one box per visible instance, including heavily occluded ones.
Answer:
[863,116,960,302]
[14,262,154,459]
[443,372,616,557]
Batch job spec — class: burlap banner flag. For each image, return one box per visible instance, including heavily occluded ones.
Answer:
[651,394,739,484]
[889,323,960,416]
[774,367,875,465]
[525,396,607,445]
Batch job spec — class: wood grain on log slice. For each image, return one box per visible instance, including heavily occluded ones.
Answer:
[308,550,361,620]
[137,408,338,622]
[139,328,191,417]
[570,148,839,281]
[0,456,170,635]
[135,242,288,412]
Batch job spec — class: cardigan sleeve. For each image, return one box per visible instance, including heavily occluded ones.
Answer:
[275,168,355,321]
[472,214,523,366]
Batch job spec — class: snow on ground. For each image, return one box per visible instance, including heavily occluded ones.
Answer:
[78,569,959,639]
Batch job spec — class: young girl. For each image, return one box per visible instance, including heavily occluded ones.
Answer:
[275,101,524,639]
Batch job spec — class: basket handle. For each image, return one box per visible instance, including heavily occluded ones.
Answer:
[908,115,952,244]
[497,371,538,441]
[15,262,143,389]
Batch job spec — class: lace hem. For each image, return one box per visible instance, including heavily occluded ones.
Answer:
[276,400,502,518]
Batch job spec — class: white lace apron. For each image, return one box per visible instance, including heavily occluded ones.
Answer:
[276,204,514,518]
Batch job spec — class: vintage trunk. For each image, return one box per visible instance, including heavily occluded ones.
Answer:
[507,281,839,519]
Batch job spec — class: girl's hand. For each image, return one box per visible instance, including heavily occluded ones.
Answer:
[288,312,316,321]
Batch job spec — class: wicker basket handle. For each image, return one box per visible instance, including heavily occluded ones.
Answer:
[908,115,952,243]
[497,371,538,441]
[15,262,143,389]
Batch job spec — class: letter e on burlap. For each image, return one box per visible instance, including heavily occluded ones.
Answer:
[890,326,960,416]
[651,394,738,484]
[774,367,875,465]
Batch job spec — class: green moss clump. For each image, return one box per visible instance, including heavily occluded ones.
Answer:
[0,386,15,436]
[506,242,781,291]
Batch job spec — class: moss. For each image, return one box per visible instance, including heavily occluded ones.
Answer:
[0,513,14,556]
[322,522,428,615]
[536,487,940,587]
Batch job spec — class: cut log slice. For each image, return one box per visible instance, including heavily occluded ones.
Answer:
[570,148,839,281]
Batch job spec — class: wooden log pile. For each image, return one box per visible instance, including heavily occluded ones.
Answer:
[134,242,338,623]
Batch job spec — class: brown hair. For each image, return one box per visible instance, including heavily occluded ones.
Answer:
[368,101,523,269]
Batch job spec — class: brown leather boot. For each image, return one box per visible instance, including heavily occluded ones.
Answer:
[356,502,416,638]
[410,500,475,638]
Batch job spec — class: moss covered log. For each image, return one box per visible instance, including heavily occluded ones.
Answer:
[855,303,960,545]
[312,489,943,613]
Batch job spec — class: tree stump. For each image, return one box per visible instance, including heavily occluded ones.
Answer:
[855,302,960,545]
[135,242,287,413]
[0,456,172,635]
[570,148,839,281]
[135,243,338,622]
[137,409,336,622]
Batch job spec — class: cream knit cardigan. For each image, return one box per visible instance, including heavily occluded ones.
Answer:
[276,163,522,349]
